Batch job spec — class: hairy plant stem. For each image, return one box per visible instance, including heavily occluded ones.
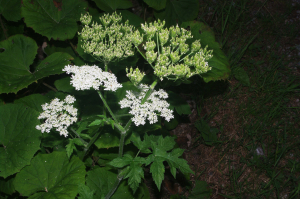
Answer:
[97,90,122,128]
[70,127,88,146]
[81,127,102,161]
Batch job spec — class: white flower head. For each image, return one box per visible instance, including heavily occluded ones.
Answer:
[119,84,174,126]
[36,95,78,137]
[63,65,122,91]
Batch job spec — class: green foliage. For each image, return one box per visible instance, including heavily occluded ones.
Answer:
[0,0,22,22]
[0,35,73,94]
[0,104,41,178]
[110,134,193,192]
[153,0,199,27]
[143,0,167,10]
[195,119,220,146]
[188,180,212,199]
[86,166,149,199]
[181,21,231,82]
[22,0,87,40]
[0,177,15,195]
[78,184,95,199]
[14,151,86,198]
[232,67,250,87]
[92,0,133,12]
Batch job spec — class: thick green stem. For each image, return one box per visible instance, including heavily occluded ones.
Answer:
[70,127,88,147]
[97,91,119,124]
[104,171,125,199]
[119,132,126,158]
[81,127,102,161]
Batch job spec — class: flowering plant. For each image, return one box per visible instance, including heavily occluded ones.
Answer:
[0,3,230,198]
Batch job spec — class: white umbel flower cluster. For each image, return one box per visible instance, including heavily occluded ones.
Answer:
[36,95,78,137]
[63,65,122,91]
[119,84,174,126]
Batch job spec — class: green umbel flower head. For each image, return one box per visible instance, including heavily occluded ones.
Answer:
[79,12,134,64]
[135,20,213,81]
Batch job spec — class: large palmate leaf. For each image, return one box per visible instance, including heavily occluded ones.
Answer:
[0,0,22,22]
[0,104,41,178]
[154,0,199,27]
[86,167,149,199]
[14,151,86,199]
[143,0,167,10]
[0,34,72,94]
[14,94,50,112]
[181,21,231,82]
[92,0,133,12]
[21,0,86,40]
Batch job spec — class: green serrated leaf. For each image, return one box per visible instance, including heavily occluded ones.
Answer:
[0,0,22,22]
[125,158,145,193]
[94,126,132,149]
[66,139,77,158]
[181,21,231,82]
[92,0,133,12]
[130,133,151,153]
[154,0,199,27]
[86,166,149,199]
[22,0,86,40]
[89,119,103,127]
[195,120,219,146]
[0,35,73,94]
[78,184,95,199]
[54,77,76,93]
[0,104,41,178]
[14,151,86,198]
[157,135,176,152]
[109,154,133,168]
[150,159,165,191]
[233,67,250,86]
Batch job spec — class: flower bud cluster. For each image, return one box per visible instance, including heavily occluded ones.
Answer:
[80,13,92,25]
[126,67,145,86]
[133,21,213,81]
[119,84,174,126]
[79,12,134,63]
[63,65,122,91]
[36,95,78,137]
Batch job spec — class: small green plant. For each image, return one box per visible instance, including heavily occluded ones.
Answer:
[0,1,230,198]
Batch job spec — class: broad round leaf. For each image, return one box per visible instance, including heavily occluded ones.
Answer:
[0,0,22,22]
[21,0,86,40]
[92,0,133,12]
[0,104,41,178]
[0,34,73,94]
[14,151,86,198]
[143,0,167,10]
[181,21,231,82]
[154,0,199,27]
